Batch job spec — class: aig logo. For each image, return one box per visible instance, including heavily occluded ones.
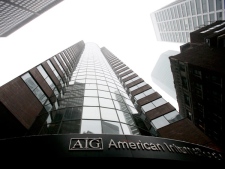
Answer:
[69,138,103,150]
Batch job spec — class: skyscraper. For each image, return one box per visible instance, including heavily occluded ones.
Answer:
[169,20,225,151]
[0,40,223,161]
[0,0,63,37]
[150,0,225,43]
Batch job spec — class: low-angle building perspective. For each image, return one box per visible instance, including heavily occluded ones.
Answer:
[0,40,224,162]
[0,0,63,37]
[0,0,224,164]
[151,0,225,43]
[169,20,225,154]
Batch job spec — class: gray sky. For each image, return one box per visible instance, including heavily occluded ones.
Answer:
[0,0,182,109]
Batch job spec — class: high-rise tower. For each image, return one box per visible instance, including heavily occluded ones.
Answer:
[151,0,225,43]
[0,0,63,37]
[0,40,223,161]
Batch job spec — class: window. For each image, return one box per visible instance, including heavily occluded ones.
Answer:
[209,0,215,12]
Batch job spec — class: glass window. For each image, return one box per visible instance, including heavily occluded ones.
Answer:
[117,110,133,124]
[141,102,155,113]
[209,0,215,12]
[180,19,184,30]
[181,3,187,17]
[202,0,208,13]
[109,87,120,94]
[86,79,96,84]
[152,98,167,107]
[111,93,123,102]
[121,123,138,135]
[59,120,81,134]
[190,0,196,15]
[100,108,119,121]
[195,0,202,14]
[186,2,191,16]
[193,17,198,29]
[98,90,111,99]
[188,18,193,30]
[217,12,222,20]
[83,97,99,106]
[82,107,100,119]
[21,73,37,90]
[98,84,109,91]
[123,98,134,107]
[107,82,117,88]
[85,84,97,89]
[203,15,209,25]
[216,0,222,10]
[151,116,170,129]
[99,98,114,108]
[198,15,203,26]
[128,106,138,114]
[164,110,183,123]
[210,13,215,22]
[80,120,102,134]
[84,90,98,97]
[134,93,145,101]
[177,5,182,17]
[102,121,123,134]
[63,107,82,120]
[113,100,127,111]
[97,80,107,85]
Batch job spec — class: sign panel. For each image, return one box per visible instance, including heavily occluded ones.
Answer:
[0,134,223,162]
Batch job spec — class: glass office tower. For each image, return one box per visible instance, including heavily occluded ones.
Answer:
[0,40,223,160]
[0,0,64,37]
[27,42,140,135]
[151,0,225,43]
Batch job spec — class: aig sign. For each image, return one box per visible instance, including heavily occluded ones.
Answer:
[69,138,103,150]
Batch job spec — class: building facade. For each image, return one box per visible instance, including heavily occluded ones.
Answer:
[0,40,223,161]
[151,0,225,43]
[0,0,63,37]
[169,20,225,151]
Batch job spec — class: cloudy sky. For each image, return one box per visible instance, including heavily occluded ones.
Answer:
[0,0,182,109]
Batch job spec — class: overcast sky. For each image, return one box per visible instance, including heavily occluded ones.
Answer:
[0,0,182,109]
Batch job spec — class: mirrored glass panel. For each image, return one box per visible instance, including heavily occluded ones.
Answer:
[100,108,119,121]
[151,116,170,129]
[85,84,97,89]
[99,98,114,108]
[84,90,98,97]
[80,120,102,134]
[83,97,99,106]
[141,102,155,113]
[164,110,183,123]
[102,121,123,134]
[152,98,167,107]
[82,107,100,119]
[98,90,111,99]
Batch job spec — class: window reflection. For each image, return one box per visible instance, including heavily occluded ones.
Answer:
[83,97,99,106]
[100,108,119,121]
[80,120,102,134]
[102,121,123,134]
[82,107,100,119]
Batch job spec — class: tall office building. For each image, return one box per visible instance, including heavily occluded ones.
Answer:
[169,20,225,151]
[0,40,223,161]
[151,0,225,43]
[151,50,180,102]
[0,0,63,37]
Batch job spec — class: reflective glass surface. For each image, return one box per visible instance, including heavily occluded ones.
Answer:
[40,42,141,135]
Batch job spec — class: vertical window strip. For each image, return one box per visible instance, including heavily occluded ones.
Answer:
[37,65,60,98]
[53,56,69,81]
[21,72,52,112]
[47,60,65,88]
